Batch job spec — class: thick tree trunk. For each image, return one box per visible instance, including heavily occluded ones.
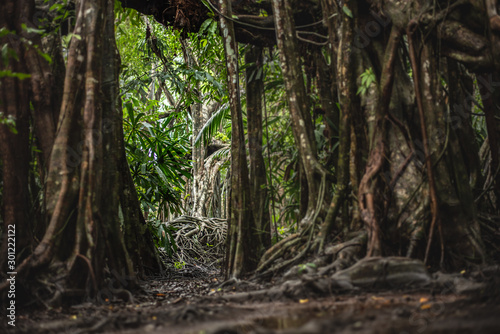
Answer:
[271,0,325,228]
[0,0,161,302]
[97,0,141,283]
[219,0,260,277]
[245,46,271,250]
[359,25,401,257]
[0,0,33,272]
[318,0,357,251]
[480,72,500,208]
[411,32,484,267]
[24,2,60,169]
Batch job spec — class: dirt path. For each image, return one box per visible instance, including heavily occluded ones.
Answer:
[121,292,500,334]
[7,269,500,334]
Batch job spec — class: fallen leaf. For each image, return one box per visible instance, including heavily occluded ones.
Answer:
[299,299,309,304]
[420,303,432,310]
[371,296,386,301]
[419,297,429,303]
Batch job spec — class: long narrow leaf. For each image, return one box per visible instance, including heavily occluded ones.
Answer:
[194,103,229,147]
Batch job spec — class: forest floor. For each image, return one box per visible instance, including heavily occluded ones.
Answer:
[7,263,500,334]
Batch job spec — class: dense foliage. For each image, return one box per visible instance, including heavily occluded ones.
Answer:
[114,5,312,243]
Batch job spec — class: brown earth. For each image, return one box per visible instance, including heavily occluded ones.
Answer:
[6,265,500,334]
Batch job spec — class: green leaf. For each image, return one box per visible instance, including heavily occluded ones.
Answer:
[1,44,9,61]
[200,0,215,14]
[199,18,213,33]
[36,48,52,64]
[21,23,45,34]
[209,20,218,35]
[195,103,230,147]
[342,5,353,18]
[154,165,169,185]
[256,67,263,80]
[0,28,13,38]
[0,70,31,80]
[49,3,62,11]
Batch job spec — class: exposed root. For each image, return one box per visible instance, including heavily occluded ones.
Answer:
[317,186,346,253]
[253,171,328,277]
[318,232,367,276]
[256,233,301,272]
[299,167,328,228]
[256,223,317,278]
[160,216,227,271]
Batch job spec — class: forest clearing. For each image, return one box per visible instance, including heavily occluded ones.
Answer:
[1,0,500,333]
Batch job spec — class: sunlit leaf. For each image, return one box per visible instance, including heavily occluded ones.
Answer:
[342,5,353,18]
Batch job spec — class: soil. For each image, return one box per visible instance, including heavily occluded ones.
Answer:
[6,265,500,334]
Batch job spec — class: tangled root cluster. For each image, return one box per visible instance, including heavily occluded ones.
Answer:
[159,216,227,272]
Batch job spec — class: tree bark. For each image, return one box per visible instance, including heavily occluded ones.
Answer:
[318,0,357,251]
[246,45,271,250]
[413,29,484,267]
[0,0,161,302]
[219,0,260,277]
[0,0,33,272]
[271,0,324,228]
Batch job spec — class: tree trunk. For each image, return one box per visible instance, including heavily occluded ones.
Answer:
[180,39,207,217]
[271,0,325,228]
[245,46,271,250]
[257,0,488,274]
[219,0,260,277]
[318,0,357,251]
[0,0,161,303]
[480,72,500,208]
[410,28,484,267]
[0,0,33,272]
[101,0,160,279]
[192,100,219,217]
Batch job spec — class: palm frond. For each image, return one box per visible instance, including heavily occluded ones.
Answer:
[209,144,231,161]
[194,103,229,147]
